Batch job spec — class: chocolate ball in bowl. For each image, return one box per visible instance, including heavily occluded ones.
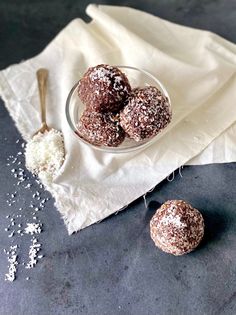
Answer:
[150,200,204,256]
[120,86,172,142]
[78,64,131,112]
[77,110,125,147]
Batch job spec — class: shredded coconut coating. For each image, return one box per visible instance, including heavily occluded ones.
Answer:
[120,86,172,141]
[150,200,204,256]
[78,64,131,112]
[25,129,65,185]
[77,110,125,147]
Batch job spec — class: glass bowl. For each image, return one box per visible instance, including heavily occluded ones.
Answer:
[65,66,171,154]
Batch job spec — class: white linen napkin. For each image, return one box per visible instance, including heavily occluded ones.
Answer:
[0,4,236,234]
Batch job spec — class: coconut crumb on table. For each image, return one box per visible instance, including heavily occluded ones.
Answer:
[26,238,42,269]
[8,231,14,238]
[4,140,49,282]
[25,129,65,185]
[24,223,42,235]
[5,245,18,282]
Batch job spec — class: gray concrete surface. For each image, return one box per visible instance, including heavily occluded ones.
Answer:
[0,1,236,314]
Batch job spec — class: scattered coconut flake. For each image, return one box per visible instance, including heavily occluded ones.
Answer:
[8,231,14,238]
[5,245,18,282]
[3,141,48,282]
[26,238,41,269]
[24,223,42,235]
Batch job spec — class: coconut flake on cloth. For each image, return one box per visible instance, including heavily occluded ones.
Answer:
[0,4,236,234]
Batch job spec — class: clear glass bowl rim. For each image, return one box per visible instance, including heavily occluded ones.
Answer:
[65,65,171,154]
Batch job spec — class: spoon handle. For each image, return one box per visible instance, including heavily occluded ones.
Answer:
[36,68,48,127]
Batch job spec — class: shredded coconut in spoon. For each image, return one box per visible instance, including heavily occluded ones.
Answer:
[25,129,65,185]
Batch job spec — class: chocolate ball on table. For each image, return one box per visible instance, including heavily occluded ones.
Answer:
[77,110,125,147]
[78,64,131,112]
[150,200,204,255]
[120,86,172,142]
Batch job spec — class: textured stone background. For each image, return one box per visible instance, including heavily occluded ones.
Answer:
[0,1,236,314]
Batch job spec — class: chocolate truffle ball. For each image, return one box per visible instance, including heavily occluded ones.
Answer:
[77,110,125,147]
[120,86,172,142]
[150,200,204,256]
[78,64,131,112]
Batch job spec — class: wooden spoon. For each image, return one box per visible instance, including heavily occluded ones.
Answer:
[34,68,51,136]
